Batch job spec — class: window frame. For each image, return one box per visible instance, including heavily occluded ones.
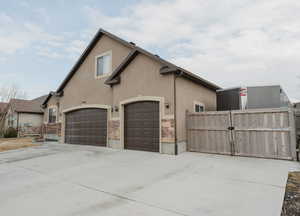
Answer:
[194,101,205,113]
[48,106,58,124]
[95,50,112,79]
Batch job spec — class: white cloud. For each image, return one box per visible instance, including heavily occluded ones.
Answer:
[66,40,87,54]
[19,1,30,8]
[0,13,85,60]
[84,0,300,99]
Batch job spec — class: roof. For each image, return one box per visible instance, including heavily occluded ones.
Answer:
[217,85,282,92]
[55,28,220,94]
[0,102,8,114]
[10,95,48,114]
[41,91,63,107]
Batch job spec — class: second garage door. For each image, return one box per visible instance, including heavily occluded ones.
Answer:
[65,108,107,146]
[124,101,159,152]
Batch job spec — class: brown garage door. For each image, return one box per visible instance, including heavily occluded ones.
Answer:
[124,101,159,152]
[65,108,107,146]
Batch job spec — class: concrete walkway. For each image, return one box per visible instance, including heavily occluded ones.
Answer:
[0,143,299,216]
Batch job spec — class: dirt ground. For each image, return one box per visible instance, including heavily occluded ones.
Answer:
[0,137,39,152]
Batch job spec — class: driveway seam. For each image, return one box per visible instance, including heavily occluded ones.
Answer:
[12,163,189,216]
[73,182,189,216]
[229,178,285,189]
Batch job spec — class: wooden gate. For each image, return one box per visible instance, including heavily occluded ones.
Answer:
[187,108,297,160]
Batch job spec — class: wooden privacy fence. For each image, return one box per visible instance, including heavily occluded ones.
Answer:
[186,108,297,160]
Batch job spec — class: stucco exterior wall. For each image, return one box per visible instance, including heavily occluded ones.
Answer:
[19,113,43,127]
[112,54,174,118]
[176,77,217,146]
[110,54,175,153]
[43,95,61,141]
[42,34,217,154]
[18,113,43,136]
[44,96,60,123]
[59,35,132,112]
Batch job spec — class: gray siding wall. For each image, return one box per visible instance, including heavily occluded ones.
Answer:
[247,86,281,109]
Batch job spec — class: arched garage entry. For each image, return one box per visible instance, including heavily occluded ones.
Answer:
[65,108,107,146]
[124,101,159,152]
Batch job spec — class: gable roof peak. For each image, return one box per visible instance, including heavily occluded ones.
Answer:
[55,28,220,96]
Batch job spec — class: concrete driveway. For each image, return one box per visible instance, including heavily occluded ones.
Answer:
[0,143,299,216]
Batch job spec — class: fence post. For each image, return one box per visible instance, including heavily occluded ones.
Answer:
[185,110,189,151]
[288,108,297,161]
[228,111,235,156]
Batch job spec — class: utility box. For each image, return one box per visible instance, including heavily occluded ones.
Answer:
[217,85,291,111]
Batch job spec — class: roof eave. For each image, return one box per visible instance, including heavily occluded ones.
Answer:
[54,27,221,92]
[105,49,139,85]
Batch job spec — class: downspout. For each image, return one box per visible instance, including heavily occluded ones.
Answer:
[173,70,183,155]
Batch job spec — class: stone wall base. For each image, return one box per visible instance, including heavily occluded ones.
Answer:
[42,123,61,141]
[161,142,175,155]
[45,134,61,142]
[18,126,42,137]
[177,141,187,154]
[161,141,187,155]
[108,139,122,149]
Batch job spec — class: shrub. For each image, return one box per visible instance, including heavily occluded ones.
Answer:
[4,127,18,138]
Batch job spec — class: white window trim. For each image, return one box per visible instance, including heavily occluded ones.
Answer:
[48,105,58,124]
[194,101,205,113]
[95,50,112,79]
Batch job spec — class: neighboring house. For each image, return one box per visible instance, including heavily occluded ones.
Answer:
[0,102,8,133]
[217,85,291,111]
[5,95,47,137]
[0,102,8,117]
[42,28,220,155]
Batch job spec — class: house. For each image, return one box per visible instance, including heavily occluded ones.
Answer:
[5,95,47,137]
[0,102,8,133]
[42,28,220,154]
[217,85,291,111]
[0,102,8,117]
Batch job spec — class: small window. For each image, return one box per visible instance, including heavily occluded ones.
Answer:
[48,107,57,123]
[96,52,111,77]
[195,103,205,112]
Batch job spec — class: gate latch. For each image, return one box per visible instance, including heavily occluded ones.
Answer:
[228,126,235,130]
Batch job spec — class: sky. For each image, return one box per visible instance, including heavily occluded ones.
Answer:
[0,0,300,101]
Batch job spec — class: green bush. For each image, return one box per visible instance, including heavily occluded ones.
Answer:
[4,127,18,138]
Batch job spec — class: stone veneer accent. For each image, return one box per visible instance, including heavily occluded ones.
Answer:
[161,118,175,143]
[18,126,42,137]
[42,123,61,141]
[108,119,120,140]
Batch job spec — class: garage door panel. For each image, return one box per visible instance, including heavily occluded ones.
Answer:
[65,108,107,146]
[125,101,159,152]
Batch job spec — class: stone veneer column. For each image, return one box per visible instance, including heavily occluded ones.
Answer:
[161,118,176,154]
[108,119,121,148]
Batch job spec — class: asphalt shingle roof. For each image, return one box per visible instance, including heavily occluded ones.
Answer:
[10,95,47,114]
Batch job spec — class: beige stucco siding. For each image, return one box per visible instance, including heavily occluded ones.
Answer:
[112,54,174,118]
[19,113,43,127]
[42,33,218,154]
[44,96,60,123]
[59,35,132,112]
[176,77,217,142]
